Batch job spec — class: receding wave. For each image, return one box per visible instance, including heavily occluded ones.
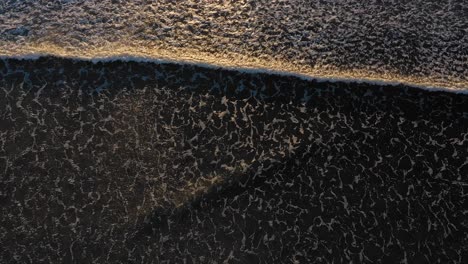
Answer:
[1,0,467,91]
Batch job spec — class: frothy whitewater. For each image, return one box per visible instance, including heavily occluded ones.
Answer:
[1,0,467,91]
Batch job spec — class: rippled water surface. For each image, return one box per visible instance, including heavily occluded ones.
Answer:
[1,57,467,263]
[1,1,468,263]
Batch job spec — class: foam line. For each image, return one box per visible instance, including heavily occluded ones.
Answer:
[1,53,467,95]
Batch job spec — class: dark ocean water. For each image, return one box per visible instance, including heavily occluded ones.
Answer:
[0,57,467,263]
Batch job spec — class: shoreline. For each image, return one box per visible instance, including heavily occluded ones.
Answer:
[1,52,467,95]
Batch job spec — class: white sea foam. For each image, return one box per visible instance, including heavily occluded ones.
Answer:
[1,0,467,93]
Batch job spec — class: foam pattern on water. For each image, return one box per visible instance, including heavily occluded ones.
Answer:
[1,57,467,263]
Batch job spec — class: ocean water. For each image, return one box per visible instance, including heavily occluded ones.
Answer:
[1,57,467,263]
[1,0,467,90]
[1,1,468,263]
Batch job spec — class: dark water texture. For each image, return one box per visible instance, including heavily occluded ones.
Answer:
[0,57,467,263]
